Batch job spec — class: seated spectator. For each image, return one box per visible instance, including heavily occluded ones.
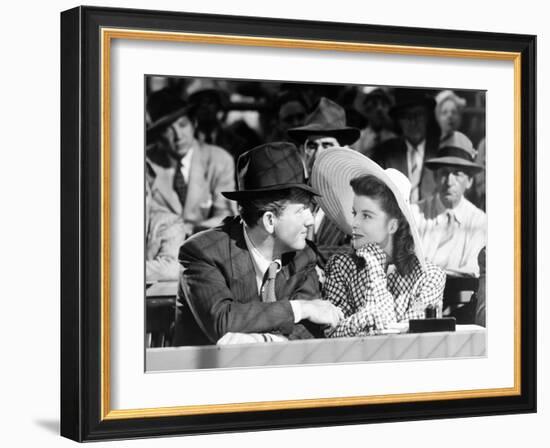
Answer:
[411,132,486,277]
[265,90,309,143]
[287,97,358,266]
[146,180,187,282]
[435,90,467,142]
[185,79,256,161]
[474,247,486,326]
[352,86,397,158]
[146,87,237,236]
[371,90,439,202]
[311,148,445,337]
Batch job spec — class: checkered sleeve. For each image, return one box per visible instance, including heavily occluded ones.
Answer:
[323,255,353,316]
[323,249,398,338]
[400,262,446,321]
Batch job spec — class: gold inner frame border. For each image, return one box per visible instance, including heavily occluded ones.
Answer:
[99,27,522,420]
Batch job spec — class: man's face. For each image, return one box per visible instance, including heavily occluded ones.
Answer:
[304,135,340,174]
[363,96,392,130]
[351,194,396,250]
[159,115,195,159]
[397,105,428,146]
[435,166,473,208]
[273,199,315,252]
[193,93,222,127]
[437,99,461,136]
[278,100,307,132]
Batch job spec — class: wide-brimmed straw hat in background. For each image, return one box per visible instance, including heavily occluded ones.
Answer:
[311,147,426,269]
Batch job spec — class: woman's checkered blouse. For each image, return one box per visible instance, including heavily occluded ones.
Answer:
[323,244,445,337]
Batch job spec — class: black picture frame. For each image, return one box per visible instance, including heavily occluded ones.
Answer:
[60,5,536,442]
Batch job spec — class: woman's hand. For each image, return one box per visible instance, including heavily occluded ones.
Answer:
[356,243,387,277]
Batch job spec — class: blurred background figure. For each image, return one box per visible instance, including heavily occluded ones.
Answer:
[411,131,486,277]
[288,97,360,176]
[145,166,187,282]
[435,89,467,143]
[352,86,397,157]
[371,89,439,203]
[185,79,261,161]
[146,87,236,238]
[265,90,309,143]
[287,97,358,269]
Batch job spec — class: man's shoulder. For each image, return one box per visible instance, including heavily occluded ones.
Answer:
[198,142,234,164]
[372,137,407,163]
[459,198,487,225]
[462,198,486,214]
[411,195,437,217]
[180,217,238,258]
[375,137,406,153]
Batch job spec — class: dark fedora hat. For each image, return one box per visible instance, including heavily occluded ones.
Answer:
[146,88,190,143]
[390,89,436,119]
[287,97,360,146]
[425,131,483,172]
[222,142,320,200]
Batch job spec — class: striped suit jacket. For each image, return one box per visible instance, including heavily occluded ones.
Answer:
[174,216,323,346]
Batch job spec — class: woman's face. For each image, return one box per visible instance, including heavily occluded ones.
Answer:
[437,99,461,135]
[351,194,397,250]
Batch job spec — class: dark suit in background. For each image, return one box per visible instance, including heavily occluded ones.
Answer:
[371,136,439,202]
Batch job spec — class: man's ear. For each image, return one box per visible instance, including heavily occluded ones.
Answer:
[261,211,276,234]
[465,176,474,190]
[388,218,399,235]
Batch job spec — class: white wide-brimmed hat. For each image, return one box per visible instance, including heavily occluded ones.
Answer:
[311,147,426,269]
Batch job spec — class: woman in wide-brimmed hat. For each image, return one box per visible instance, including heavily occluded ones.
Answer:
[311,148,446,337]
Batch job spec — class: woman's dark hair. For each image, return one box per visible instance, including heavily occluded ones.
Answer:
[350,174,417,276]
[238,188,312,228]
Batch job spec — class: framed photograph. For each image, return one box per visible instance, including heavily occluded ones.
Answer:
[61,5,536,442]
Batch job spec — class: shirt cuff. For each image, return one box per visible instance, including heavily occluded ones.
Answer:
[290,300,302,323]
[264,333,289,342]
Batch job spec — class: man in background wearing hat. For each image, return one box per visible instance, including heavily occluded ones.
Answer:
[146,87,236,239]
[288,97,361,176]
[173,142,344,346]
[287,97,358,268]
[372,90,439,203]
[411,132,486,277]
[352,86,397,158]
[185,79,260,161]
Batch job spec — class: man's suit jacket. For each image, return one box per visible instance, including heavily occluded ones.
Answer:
[147,142,237,234]
[174,216,323,346]
[371,136,439,201]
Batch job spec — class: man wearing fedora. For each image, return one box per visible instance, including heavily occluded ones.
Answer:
[287,97,358,267]
[411,131,486,277]
[173,142,344,346]
[288,97,361,176]
[146,87,236,239]
[371,90,439,203]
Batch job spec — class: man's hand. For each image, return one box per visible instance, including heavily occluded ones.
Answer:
[217,332,277,345]
[297,299,344,328]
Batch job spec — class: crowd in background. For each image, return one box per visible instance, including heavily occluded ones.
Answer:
[145,76,487,333]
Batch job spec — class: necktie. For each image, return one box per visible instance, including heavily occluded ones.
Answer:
[410,145,421,202]
[261,261,279,303]
[173,162,187,208]
[410,146,419,178]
